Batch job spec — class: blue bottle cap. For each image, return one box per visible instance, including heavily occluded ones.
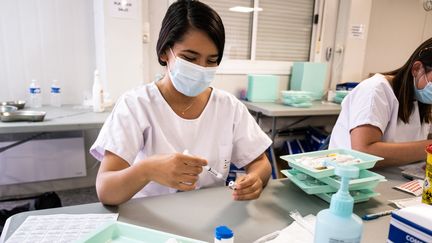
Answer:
[215,225,233,240]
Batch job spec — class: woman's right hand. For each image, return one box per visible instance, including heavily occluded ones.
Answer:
[141,153,208,191]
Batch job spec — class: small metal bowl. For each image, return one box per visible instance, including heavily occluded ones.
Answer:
[0,110,46,122]
[0,105,18,113]
[0,100,26,109]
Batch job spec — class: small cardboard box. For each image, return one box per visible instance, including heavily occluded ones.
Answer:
[387,204,432,243]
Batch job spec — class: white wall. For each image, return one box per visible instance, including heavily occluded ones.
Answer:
[93,0,144,100]
[362,0,432,77]
[0,0,95,104]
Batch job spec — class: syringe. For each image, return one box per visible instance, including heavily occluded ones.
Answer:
[183,150,223,179]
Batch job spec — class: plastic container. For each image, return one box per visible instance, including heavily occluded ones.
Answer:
[314,165,363,243]
[280,90,313,107]
[318,169,386,191]
[76,221,206,243]
[290,62,327,100]
[50,80,61,107]
[316,188,380,204]
[280,149,383,179]
[422,144,432,205]
[214,225,234,243]
[281,169,336,194]
[92,70,104,112]
[246,75,279,102]
[29,79,42,108]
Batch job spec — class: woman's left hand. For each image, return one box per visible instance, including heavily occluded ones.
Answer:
[232,174,264,200]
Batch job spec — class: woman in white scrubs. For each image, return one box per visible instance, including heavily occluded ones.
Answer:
[90,0,272,205]
[330,38,432,167]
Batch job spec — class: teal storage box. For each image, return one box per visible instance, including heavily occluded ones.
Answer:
[290,62,327,100]
[77,221,206,243]
[246,75,279,102]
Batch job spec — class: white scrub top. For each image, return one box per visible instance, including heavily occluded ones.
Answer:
[329,73,431,149]
[90,82,272,198]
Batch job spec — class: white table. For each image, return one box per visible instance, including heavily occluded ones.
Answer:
[1,167,412,243]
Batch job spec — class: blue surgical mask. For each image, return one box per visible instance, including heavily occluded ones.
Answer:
[168,48,218,97]
[414,74,432,104]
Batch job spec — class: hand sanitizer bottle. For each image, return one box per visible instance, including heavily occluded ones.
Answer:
[314,165,363,243]
[214,225,234,243]
[92,70,104,112]
[50,80,61,107]
[29,79,42,108]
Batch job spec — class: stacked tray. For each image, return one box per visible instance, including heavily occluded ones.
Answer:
[77,221,206,243]
[280,149,385,203]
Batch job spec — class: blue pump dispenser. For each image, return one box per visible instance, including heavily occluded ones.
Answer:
[314,165,363,243]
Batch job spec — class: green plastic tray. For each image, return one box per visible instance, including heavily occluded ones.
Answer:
[77,222,207,243]
[316,189,380,204]
[280,149,383,179]
[318,169,386,190]
[281,169,336,194]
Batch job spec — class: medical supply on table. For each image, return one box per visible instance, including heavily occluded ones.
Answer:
[92,69,104,112]
[389,196,422,209]
[281,149,384,204]
[400,161,426,180]
[361,209,396,220]
[29,79,42,108]
[50,79,61,107]
[290,62,327,100]
[394,179,423,196]
[280,90,313,108]
[253,212,315,243]
[314,165,363,243]
[214,225,234,243]
[246,74,279,102]
[76,221,206,243]
[228,181,237,190]
[387,204,432,243]
[296,153,361,170]
[422,144,432,204]
[183,150,223,179]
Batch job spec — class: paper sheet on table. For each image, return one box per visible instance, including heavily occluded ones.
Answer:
[389,196,422,209]
[5,213,118,243]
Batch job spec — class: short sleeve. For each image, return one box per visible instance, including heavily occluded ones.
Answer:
[347,82,394,133]
[231,102,272,168]
[90,94,147,165]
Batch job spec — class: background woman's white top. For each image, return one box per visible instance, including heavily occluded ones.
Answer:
[330,73,431,149]
[90,82,272,198]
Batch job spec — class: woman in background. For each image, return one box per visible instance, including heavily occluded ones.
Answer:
[330,38,432,167]
[90,0,272,205]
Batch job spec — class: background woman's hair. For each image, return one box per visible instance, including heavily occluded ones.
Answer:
[156,0,225,66]
[382,37,432,123]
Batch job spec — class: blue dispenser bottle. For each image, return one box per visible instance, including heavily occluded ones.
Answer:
[314,165,363,243]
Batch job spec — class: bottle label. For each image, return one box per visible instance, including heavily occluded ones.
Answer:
[51,87,61,93]
[422,152,432,204]
[30,87,41,94]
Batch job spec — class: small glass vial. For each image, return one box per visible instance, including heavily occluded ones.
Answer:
[214,225,234,243]
[50,80,62,107]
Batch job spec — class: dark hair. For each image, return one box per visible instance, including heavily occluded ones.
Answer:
[156,0,225,66]
[382,38,432,124]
